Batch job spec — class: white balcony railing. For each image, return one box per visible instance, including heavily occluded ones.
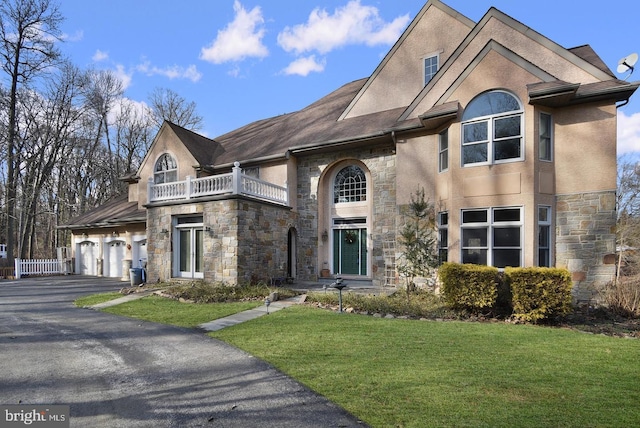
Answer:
[148,162,288,206]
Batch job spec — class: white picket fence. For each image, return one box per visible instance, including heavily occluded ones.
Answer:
[14,258,71,279]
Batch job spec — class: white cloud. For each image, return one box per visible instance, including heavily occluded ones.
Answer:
[136,61,202,83]
[282,55,326,76]
[114,64,133,90]
[61,29,83,43]
[618,110,640,156]
[199,0,268,64]
[92,49,108,62]
[109,97,150,125]
[277,0,410,55]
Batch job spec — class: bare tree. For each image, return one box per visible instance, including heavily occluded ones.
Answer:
[616,156,640,279]
[84,68,124,185]
[0,0,63,262]
[114,99,153,175]
[16,62,84,258]
[148,87,203,131]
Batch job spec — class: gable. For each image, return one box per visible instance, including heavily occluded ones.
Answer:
[340,0,473,120]
[401,8,618,121]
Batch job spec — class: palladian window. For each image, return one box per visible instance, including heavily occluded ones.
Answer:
[461,91,523,166]
[334,165,367,203]
[154,153,177,184]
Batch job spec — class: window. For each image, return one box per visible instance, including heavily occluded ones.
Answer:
[439,129,449,172]
[424,55,439,85]
[538,206,551,267]
[461,207,522,268]
[334,165,367,203]
[539,112,553,161]
[461,91,523,166]
[438,212,448,264]
[154,153,177,184]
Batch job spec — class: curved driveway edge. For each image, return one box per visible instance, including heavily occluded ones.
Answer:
[0,276,367,427]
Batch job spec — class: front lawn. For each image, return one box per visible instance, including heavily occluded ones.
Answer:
[211,305,640,428]
[101,295,261,328]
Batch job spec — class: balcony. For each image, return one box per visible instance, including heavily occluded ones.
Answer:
[148,162,288,206]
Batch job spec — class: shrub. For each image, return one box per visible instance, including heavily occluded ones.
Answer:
[506,267,572,322]
[438,263,498,313]
[603,275,640,317]
[162,281,298,303]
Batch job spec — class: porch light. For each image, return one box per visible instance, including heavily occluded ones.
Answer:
[321,230,328,242]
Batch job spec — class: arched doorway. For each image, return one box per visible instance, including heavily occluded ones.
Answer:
[319,161,372,278]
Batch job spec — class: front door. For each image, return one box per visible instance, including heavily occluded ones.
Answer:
[333,228,367,275]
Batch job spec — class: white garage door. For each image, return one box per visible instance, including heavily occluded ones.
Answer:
[77,241,97,275]
[105,240,126,278]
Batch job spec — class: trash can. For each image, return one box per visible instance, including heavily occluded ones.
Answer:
[130,268,143,286]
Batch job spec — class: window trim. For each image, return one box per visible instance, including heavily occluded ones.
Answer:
[154,153,178,184]
[423,54,439,86]
[539,112,553,162]
[438,128,449,173]
[333,165,367,204]
[438,211,448,264]
[461,91,524,167]
[538,205,552,267]
[460,206,523,268]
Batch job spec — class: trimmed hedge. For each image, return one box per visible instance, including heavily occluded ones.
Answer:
[506,267,573,322]
[438,262,498,312]
[438,263,573,322]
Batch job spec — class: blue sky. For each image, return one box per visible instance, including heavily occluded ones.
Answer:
[58,0,640,154]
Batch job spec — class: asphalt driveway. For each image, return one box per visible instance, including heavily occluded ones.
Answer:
[0,276,365,427]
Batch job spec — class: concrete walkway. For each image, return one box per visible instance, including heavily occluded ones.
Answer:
[198,295,306,332]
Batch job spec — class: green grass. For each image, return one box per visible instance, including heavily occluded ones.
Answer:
[210,306,640,428]
[102,295,261,328]
[74,292,123,307]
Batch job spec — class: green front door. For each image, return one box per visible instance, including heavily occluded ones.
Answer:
[333,228,367,275]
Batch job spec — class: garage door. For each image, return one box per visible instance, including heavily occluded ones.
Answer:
[77,241,97,275]
[105,240,125,278]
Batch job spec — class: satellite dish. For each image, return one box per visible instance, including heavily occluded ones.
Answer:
[617,52,638,77]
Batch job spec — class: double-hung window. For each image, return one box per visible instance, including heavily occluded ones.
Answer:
[539,112,553,161]
[461,207,523,268]
[438,212,448,264]
[538,206,551,267]
[461,91,523,166]
[424,54,438,85]
[438,129,449,172]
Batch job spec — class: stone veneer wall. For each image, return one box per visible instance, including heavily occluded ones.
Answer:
[295,145,397,285]
[146,197,295,285]
[555,191,617,301]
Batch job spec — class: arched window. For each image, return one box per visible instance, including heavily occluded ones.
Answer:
[334,165,366,203]
[461,90,523,166]
[154,153,177,184]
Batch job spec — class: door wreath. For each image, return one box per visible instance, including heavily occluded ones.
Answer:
[344,230,357,244]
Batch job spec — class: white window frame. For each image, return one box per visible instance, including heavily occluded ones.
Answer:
[538,206,552,267]
[461,207,523,268]
[423,54,439,85]
[438,128,449,172]
[461,91,524,167]
[333,165,367,204]
[154,153,178,184]
[438,211,448,264]
[539,112,553,162]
